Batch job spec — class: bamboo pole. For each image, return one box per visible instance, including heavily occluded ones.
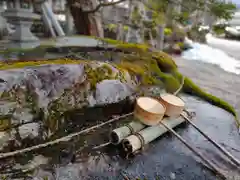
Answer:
[41,4,57,37]
[122,114,187,154]
[42,1,65,36]
[110,121,146,145]
[159,121,226,179]
[181,112,240,168]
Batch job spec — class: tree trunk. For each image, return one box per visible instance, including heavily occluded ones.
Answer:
[66,0,103,37]
[68,3,91,35]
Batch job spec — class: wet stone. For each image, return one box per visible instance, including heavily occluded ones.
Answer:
[0,62,137,140]
[11,108,34,125]
[0,46,239,179]
[0,132,11,151]
[1,93,238,180]
[18,122,40,140]
[95,79,133,105]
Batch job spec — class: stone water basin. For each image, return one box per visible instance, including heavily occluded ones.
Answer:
[0,94,239,180]
[0,36,239,179]
[48,95,239,180]
[0,36,114,61]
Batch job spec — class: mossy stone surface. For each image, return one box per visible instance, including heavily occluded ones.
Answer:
[0,36,238,128]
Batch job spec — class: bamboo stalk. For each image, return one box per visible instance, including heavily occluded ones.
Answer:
[159,121,226,179]
[181,112,240,168]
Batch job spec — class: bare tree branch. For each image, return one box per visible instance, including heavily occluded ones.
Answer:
[84,0,128,14]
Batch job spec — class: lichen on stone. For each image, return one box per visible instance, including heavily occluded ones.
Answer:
[0,36,239,141]
[102,38,239,126]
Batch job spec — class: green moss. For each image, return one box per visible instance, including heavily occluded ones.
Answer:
[117,44,150,52]
[148,61,180,93]
[0,35,238,128]
[106,24,117,31]
[164,28,173,36]
[97,37,123,45]
[117,50,177,74]
[173,71,239,127]
[184,77,238,119]
[85,63,116,90]
[161,74,181,93]
[117,62,145,74]
[0,59,88,70]
[111,42,239,127]
[151,51,177,72]
[105,24,129,32]
[116,60,162,86]
[123,26,129,31]
[115,52,179,91]
[177,42,185,49]
[97,37,150,53]
[0,115,11,131]
[100,63,113,75]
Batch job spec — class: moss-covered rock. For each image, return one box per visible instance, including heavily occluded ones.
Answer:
[0,35,238,138]
[174,71,239,127]
[101,38,239,127]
